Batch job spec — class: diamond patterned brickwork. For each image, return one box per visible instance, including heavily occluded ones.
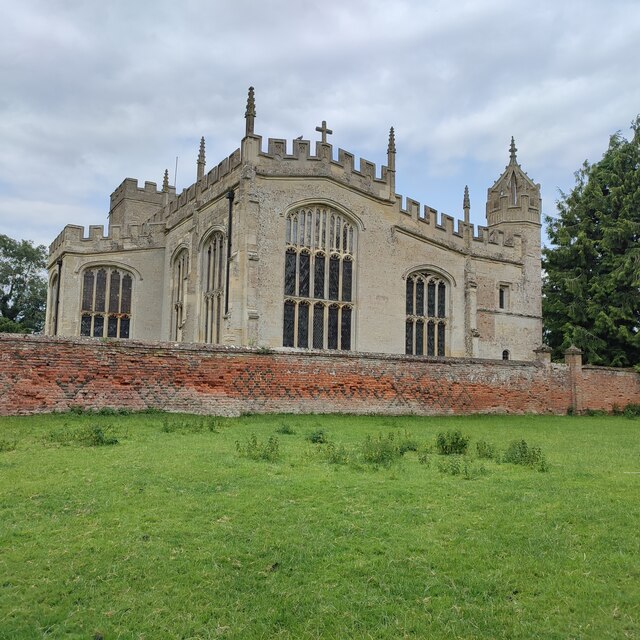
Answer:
[1,334,638,416]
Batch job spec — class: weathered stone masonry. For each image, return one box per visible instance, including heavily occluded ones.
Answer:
[1,334,638,416]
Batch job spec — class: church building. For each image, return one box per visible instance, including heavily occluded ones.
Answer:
[46,87,543,360]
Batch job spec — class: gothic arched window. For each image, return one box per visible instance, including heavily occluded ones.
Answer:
[172,249,189,341]
[405,271,448,356]
[283,206,355,350]
[80,266,133,338]
[202,231,225,343]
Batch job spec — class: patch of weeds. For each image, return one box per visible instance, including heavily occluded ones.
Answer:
[476,439,497,460]
[436,430,469,455]
[417,451,431,467]
[80,424,119,446]
[255,345,273,355]
[276,423,296,435]
[161,416,219,433]
[584,409,607,417]
[45,424,119,447]
[397,430,419,454]
[502,439,548,472]
[437,455,462,475]
[0,439,17,453]
[307,429,328,444]
[361,432,402,466]
[321,442,351,465]
[623,403,640,418]
[236,434,280,462]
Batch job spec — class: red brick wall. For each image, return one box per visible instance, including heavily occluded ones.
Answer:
[1,334,638,416]
[581,366,640,411]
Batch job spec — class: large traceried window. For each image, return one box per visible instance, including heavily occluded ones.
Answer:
[283,206,355,350]
[202,231,225,344]
[405,271,448,356]
[172,249,189,341]
[80,266,132,338]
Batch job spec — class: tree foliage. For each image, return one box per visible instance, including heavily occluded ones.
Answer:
[543,118,640,366]
[0,234,48,333]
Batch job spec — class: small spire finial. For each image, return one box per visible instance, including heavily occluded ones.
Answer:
[387,127,396,154]
[197,137,206,179]
[162,169,169,192]
[245,86,256,136]
[509,136,518,163]
[463,185,470,223]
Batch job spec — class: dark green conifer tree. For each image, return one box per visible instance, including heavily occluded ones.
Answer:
[543,118,640,366]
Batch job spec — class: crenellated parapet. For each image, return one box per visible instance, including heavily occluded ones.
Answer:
[392,194,523,261]
[48,220,166,264]
[148,148,242,226]
[255,136,394,201]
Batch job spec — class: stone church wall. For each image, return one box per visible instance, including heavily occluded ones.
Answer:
[1,334,638,417]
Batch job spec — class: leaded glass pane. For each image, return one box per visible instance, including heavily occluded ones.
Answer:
[416,279,424,316]
[109,271,121,313]
[95,269,106,312]
[313,304,324,349]
[299,252,310,297]
[427,281,436,317]
[107,316,118,338]
[328,305,339,349]
[121,274,132,314]
[81,314,91,336]
[342,224,348,253]
[120,317,130,339]
[405,320,413,354]
[329,256,339,300]
[416,319,424,355]
[342,259,352,302]
[406,278,413,315]
[341,306,351,351]
[298,303,309,348]
[82,271,94,311]
[284,250,296,296]
[217,236,224,289]
[93,315,104,337]
[427,321,435,356]
[314,254,325,299]
[283,301,295,347]
[438,282,446,318]
[437,322,445,356]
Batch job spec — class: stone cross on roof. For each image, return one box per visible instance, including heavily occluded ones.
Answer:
[315,120,333,144]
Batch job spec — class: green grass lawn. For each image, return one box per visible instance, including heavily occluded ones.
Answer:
[1,412,639,639]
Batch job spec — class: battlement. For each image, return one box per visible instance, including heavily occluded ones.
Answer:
[255,136,392,200]
[393,194,523,257]
[48,220,166,262]
[148,148,242,224]
[110,178,173,210]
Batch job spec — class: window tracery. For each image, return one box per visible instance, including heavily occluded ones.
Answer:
[172,249,189,341]
[283,206,355,350]
[202,232,225,344]
[80,266,132,338]
[405,271,448,356]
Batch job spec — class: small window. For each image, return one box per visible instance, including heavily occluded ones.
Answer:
[502,350,510,360]
[499,284,509,310]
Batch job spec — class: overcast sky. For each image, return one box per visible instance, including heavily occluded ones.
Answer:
[1,0,639,250]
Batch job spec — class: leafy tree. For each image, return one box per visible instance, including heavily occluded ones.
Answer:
[543,118,640,366]
[0,234,48,333]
